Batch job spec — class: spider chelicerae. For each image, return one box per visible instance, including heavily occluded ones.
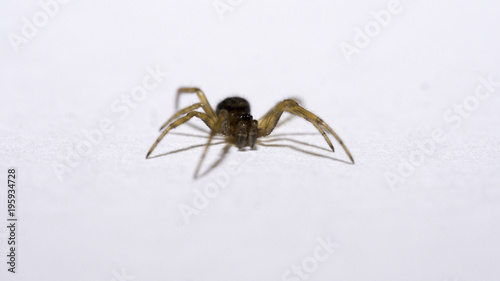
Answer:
[146,87,354,177]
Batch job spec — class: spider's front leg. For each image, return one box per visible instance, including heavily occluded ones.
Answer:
[157,87,218,133]
[258,99,354,164]
[146,111,214,159]
[194,110,229,178]
[175,87,217,119]
[235,119,258,149]
[159,103,204,131]
[248,120,258,149]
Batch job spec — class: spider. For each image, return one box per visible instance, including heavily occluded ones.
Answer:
[146,87,354,177]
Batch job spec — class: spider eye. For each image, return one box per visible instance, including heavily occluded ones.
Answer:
[239,113,253,121]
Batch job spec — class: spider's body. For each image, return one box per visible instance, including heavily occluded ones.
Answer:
[216,97,258,149]
[146,87,354,177]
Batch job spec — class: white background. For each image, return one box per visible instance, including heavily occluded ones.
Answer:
[1,0,500,280]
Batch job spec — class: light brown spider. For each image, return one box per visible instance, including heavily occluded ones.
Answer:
[146,87,354,177]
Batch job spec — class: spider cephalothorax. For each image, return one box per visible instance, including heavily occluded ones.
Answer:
[146,87,354,177]
[216,97,258,149]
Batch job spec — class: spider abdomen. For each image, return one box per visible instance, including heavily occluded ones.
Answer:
[215,97,251,115]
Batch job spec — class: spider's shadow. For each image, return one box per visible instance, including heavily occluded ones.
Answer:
[148,131,352,178]
[257,139,353,165]
[146,139,225,159]
[146,133,229,178]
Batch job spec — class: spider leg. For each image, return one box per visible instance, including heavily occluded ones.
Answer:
[176,87,217,120]
[146,111,214,159]
[197,143,232,178]
[289,107,355,164]
[258,100,333,150]
[248,120,258,149]
[159,103,204,131]
[287,107,335,151]
[194,110,229,178]
[260,96,303,129]
[258,99,354,164]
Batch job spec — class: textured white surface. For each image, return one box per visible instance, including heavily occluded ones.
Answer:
[1,1,500,281]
